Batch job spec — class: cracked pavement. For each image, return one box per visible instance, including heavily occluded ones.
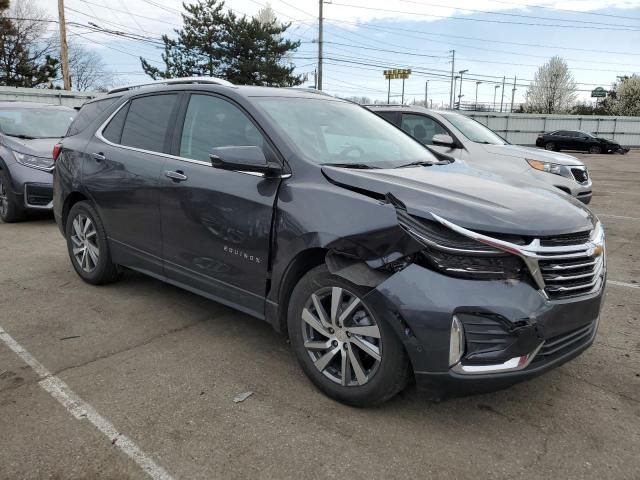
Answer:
[1,152,639,479]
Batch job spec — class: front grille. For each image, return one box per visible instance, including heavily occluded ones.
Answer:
[539,243,604,300]
[539,230,591,246]
[571,168,589,183]
[534,321,596,361]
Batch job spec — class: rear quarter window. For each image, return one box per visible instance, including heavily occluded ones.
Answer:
[66,97,120,136]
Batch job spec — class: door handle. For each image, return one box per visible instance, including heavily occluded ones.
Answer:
[164,170,188,182]
[91,152,106,162]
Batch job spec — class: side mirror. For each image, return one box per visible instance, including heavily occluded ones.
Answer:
[432,134,456,148]
[209,146,282,176]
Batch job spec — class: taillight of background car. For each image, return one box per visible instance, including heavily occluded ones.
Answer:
[52,143,62,162]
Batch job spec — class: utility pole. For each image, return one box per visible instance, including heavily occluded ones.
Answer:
[317,0,323,91]
[425,81,428,107]
[401,77,405,104]
[493,85,499,112]
[500,76,506,112]
[453,76,458,108]
[510,76,517,112]
[458,69,468,110]
[475,81,482,110]
[449,50,455,109]
[57,0,71,90]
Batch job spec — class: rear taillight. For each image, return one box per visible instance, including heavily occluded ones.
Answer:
[52,143,62,162]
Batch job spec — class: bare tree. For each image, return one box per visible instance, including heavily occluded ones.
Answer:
[68,44,115,91]
[0,0,59,87]
[525,57,577,114]
[255,2,277,26]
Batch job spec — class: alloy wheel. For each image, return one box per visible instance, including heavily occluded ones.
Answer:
[0,177,7,218]
[301,286,382,386]
[70,214,99,272]
[545,142,555,151]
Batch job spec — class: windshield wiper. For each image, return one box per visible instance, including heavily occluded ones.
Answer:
[4,133,38,140]
[323,163,380,169]
[395,160,436,168]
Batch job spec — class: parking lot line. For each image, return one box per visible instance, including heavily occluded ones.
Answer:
[596,213,640,221]
[0,325,174,480]
[609,280,640,289]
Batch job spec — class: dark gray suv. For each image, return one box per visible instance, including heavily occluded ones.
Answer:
[0,102,76,222]
[53,78,606,406]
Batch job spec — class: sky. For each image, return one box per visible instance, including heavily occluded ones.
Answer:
[33,0,640,107]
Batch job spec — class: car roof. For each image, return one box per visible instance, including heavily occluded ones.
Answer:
[100,78,343,103]
[0,101,75,110]
[366,104,450,116]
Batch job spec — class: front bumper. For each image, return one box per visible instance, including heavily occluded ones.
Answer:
[365,264,605,399]
[6,162,53,210]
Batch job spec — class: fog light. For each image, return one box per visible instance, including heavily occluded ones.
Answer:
[449,315,465,366]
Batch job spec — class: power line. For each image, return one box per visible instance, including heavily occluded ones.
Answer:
[328,2,640,31]
[394,0,640,28]
[484,0,640,21]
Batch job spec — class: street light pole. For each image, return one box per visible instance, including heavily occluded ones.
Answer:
[457,69,468,110]
[475,81,482,110]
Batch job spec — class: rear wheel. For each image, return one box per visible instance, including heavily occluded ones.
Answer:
[544,142,557,151]
[65,201,120,285]
[288,265,410,407]
[589,145,602,154]
[0,169,25,223]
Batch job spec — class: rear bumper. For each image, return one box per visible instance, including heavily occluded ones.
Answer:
[365,264,605,399]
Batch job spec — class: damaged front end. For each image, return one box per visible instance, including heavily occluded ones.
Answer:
[323,192,605,399]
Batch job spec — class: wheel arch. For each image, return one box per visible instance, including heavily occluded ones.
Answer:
[62,191,90,232]
[271,247,328,335]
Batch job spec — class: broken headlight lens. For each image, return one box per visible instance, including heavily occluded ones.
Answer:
[419,249,525,280]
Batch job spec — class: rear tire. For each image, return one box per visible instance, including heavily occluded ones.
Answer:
[0,169,26,223]
[287,265,410,407]
[589,145,602,154]
[65,201,120,285]
[544,142,558,151]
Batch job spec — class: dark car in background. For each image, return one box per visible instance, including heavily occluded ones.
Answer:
[54,78,605,406]
[536,130,628,154]
[0,102,76,222]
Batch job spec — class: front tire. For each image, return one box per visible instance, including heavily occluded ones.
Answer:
[65,201,120,285]
[589,145,602,154]
[288,265,410,407]
[0,169,25,223]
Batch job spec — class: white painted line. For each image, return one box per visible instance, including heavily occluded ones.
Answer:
[596,213,640,221]
[609,280,640,289]
[0,326,174,480]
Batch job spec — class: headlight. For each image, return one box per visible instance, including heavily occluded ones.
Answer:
[526,159,572,179]
[14,151,54,171]
[421,249,525,280]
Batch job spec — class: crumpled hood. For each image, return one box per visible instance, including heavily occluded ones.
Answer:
[322,162,596,236]
[482,144,585,166]
[2,136,58,159]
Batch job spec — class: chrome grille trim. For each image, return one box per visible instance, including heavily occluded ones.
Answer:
[429,214,606,300]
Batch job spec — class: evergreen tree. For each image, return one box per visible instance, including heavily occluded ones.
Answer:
[140,0,302,86]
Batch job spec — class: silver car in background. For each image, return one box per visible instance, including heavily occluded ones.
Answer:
[369,105,592,204]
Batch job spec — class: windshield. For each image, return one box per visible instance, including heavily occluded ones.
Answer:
[440,112,507,145]
[579,130,597,138]
[254,97,437,168]
[0,107,76,138]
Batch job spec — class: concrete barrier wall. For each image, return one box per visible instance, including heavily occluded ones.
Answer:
[463,112,640,147]
[0,87,98,108]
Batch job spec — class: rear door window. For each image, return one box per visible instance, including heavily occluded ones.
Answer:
[120,94,178,153]
[102,104,129,144]
[67,97,119,136]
